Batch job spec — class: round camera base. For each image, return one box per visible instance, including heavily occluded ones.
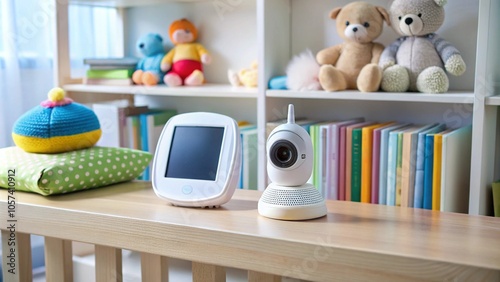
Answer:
[258,183,327,221]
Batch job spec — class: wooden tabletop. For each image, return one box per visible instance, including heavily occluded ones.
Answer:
[1,181,499,281]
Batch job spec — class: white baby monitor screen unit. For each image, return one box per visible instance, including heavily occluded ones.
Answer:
[152,112,241,207]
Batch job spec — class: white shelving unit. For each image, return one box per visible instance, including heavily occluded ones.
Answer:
[267,90,475,104]
[54,0,500,215]
[485,96,500,106]
[64,84,258,98]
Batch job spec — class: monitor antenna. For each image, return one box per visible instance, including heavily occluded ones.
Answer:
[287,104,295,124]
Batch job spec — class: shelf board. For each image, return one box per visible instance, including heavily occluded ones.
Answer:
[267,90,475,104]
[485,96,500,106]
[69,0,205,7]
[63,84,258,98]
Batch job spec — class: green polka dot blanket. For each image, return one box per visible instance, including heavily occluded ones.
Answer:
[0,146,152,195]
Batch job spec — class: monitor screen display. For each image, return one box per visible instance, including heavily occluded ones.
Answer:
[165,126,225,181]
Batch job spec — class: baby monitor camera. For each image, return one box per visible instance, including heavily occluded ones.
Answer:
[258,104,327,220]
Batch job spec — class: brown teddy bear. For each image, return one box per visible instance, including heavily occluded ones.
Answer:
[317,2,390,92]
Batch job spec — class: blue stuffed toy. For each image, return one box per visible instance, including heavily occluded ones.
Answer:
[132,33,166,86]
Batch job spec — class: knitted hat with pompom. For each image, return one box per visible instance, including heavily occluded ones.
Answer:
[12,88,101,153]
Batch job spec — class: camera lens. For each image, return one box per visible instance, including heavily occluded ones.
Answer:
[270,140,298,168]
[276,147,291,162]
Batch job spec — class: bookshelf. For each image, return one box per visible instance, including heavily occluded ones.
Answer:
[55,0,500,215]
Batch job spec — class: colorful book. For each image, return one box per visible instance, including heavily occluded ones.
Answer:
[361,122,393,203]
[378,123,410,205]
[86,69,135,79]
[319,123,332,198]
[126,116,142,150]
[395,130,405,206]
[423,133,436,210]
[88,65,136,70]
[83,77,134,86]
[413,124,446,208]
[140,109,177,180]
[339,125,348,201]
[347,122,374,202]
[387,125,412,206]
[323,123,334,199]
[84,57,139,66]
[440,125,472,213]
[351,128,363,202]
[310,122,332,193]
[329,118,364,200]
[400,124,436,208]
[432,129,452,210]
[310,122,328,193]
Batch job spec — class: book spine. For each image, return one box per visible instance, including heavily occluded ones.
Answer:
[423,135,434,210]
[339,127,347,201]
[132,116,141,150]
[432,134,443,211]
[371,130,381,204]
[351,129,362,202]
[395,132,404,206]
[119,110,128,148]
[139,114,149,181]
[239,132,244,189]
[400,133,412,207]
[330,125,340,201]
[414,135,426,208]
[346,129,355,201]
[386,133,398,206]
[379,131,389,205]
[86,69,134,79]
[361,128,372,203]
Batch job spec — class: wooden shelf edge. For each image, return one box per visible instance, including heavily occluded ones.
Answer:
[267,90,475,104]
[63,84,258,99]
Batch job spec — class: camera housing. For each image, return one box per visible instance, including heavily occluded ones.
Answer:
[258,104,327,221]
[266,118,313,186]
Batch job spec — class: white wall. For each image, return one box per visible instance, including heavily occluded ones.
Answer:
[289,0,478,91]
[125,0,257,84]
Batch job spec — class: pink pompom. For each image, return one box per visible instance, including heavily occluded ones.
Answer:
[41,98,73,108]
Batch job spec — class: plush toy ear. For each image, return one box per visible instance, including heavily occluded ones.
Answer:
[434,0,447,7]
[154,34,163,42]
[329,7,342,19]
[376,6,391,26]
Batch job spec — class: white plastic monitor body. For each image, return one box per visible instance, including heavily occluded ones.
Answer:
[152,112,241,207]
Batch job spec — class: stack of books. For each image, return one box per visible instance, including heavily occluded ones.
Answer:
[83,58,139,86]
[268,118,473,213]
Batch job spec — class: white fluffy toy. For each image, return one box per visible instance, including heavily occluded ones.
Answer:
[286,49,322,91]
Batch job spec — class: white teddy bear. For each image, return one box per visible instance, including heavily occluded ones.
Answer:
[379,0,466,93]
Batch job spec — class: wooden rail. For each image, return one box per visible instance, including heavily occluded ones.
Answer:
[1,181,500,281]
